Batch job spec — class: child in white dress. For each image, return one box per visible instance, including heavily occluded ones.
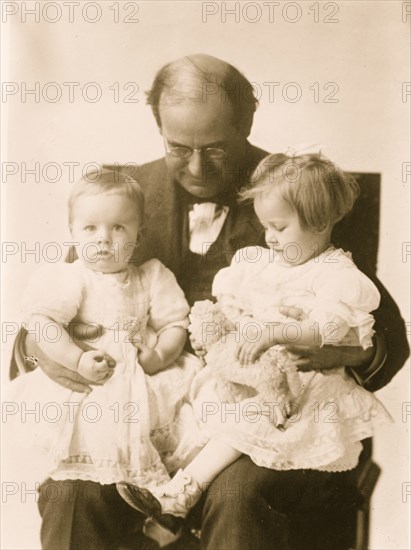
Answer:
[117,152,393,537]
[6,168,202,489]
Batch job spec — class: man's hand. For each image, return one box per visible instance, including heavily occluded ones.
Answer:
[77,350,111,383]
[286,344,375,371]
[25,330,116,393]
[41,361,95,394]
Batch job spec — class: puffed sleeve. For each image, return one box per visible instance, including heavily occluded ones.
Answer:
[21,262,84,325]
[310,256,380,349]
[143,259,190,334]
[212,246,264,318]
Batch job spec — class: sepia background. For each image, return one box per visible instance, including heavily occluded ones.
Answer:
[1,1,410,548]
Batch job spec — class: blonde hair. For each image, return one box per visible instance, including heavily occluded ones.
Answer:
[241,153,360,232]
[68,167,144,226]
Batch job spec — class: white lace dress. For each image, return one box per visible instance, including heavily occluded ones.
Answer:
[7,259,202,488]
[190,246,393,472]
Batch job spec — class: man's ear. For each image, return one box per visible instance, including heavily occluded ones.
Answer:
[239,112,254,139]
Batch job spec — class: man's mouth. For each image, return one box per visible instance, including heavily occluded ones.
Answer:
[181,172,219,187]
[186,179,210,188]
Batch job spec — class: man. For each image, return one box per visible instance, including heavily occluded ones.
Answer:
[12,54,409,549]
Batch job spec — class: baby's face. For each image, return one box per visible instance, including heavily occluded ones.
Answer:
[254,191,329,266]
[70,192,141,273]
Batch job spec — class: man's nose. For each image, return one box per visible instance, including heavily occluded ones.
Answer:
[187,150,204,180]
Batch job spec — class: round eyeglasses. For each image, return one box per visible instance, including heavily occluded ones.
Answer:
[163,137,227,160]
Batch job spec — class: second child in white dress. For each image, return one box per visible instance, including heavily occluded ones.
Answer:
[6,168,202,489]
[118,152,392,536]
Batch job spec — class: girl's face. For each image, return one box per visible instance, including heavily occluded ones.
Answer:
[254,190,330,266]
[70,193,141,273]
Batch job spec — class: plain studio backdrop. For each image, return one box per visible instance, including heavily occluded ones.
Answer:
[1,1,410,548]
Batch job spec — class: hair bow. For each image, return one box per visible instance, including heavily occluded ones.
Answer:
[282,144,326,158]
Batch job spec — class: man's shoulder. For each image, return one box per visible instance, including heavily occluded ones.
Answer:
[136,157,167,185]
[104,158,167,191]
[247,143,269,162]
[241,142,269,170]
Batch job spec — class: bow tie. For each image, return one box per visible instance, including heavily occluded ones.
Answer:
[178,186,237,208]
[188,202,230,255]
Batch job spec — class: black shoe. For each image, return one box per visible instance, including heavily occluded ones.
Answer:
[117,482,184,536]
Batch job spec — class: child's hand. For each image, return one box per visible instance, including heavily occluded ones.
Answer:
[189,334,207,358]
[236,329,273,365]
[135,343,164,375]
[236,341,267,365]
[78,350,111,383]
[279,304,308,321]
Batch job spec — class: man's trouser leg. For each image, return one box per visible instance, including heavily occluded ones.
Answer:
[38,478,144,550]
[201,455,358,550]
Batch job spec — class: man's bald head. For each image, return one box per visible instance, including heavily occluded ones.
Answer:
[146,54,258,133]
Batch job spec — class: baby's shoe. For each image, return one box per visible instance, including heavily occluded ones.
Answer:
[117,469,202,535]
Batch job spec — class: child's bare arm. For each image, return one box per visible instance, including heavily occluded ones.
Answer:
[236,319,349,365]
[136,326,187,375]
[28,314,110,382]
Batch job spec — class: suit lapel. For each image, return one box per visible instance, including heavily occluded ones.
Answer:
[224,204,265,261]
[135,160,182,273]
[221,143,268,259]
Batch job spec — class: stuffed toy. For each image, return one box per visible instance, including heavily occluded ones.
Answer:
[188,300,302,429]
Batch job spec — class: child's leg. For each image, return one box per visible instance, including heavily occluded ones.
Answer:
[138,442,241,546]
[117,438,241,532]
[183,437,242,486]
